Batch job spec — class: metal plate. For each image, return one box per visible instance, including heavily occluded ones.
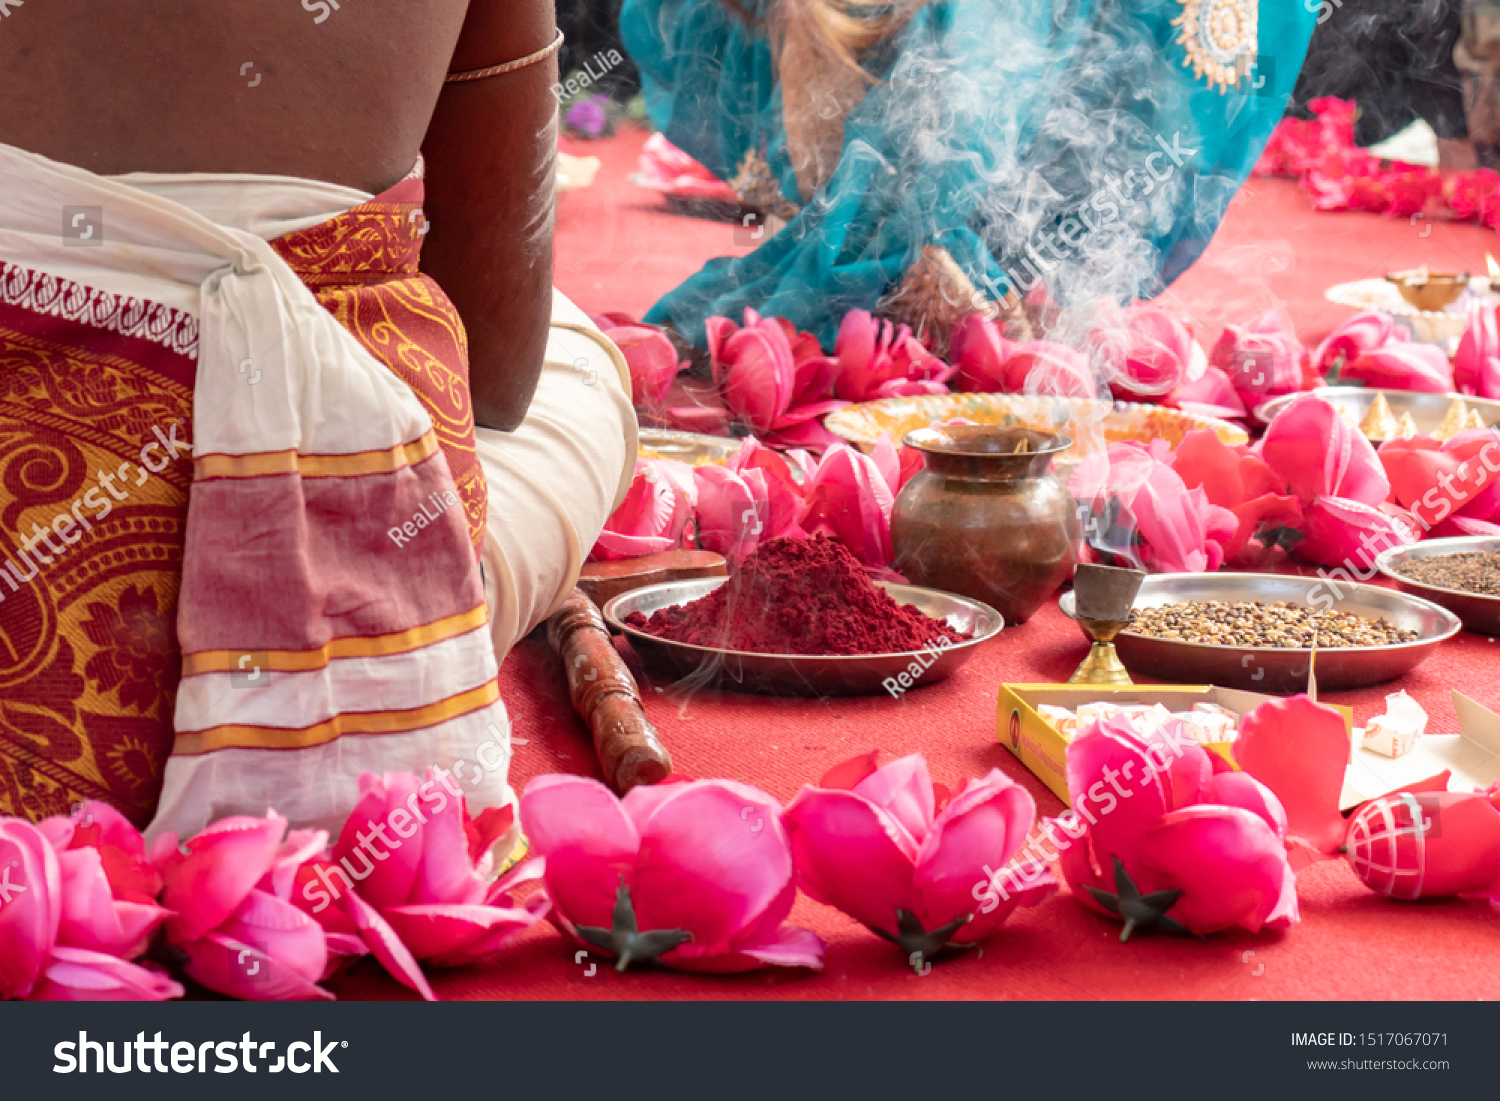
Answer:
[1253,388,1500,438]
[604,577,1003,697]
[1059,573,1460,693]
[637,428,741,466]
[1324,277,1474,343]
[822,393,1247,469]
[1376,535,1500,636]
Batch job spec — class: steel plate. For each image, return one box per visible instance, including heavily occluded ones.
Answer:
[1059,572,1459,693]
[1253,388,1500,438]
[1376,535,1500,636]
[604,577,1003,697]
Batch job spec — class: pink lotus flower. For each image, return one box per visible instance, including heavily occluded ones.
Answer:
[152,811,349,1000]
[835,310,954,402]
[1312,310,1396,374]
[784,751,1054,967]
[1058,716,1299,938]
[1004,341,1097,398]
[634,133,738,203]
[949,313,1012,392]
[694,459,803,565]
[589,458,695,561]
[1170,430,1301,564]
[0,818,61,999]
[1455,300,1500,399]
[329,771,545,976]
[1071,441,1237,573]
[798,443,898,569]
[708,309,797,433]
[1207,310,1306,402]
[1260,394,1404,568]
[602,322,685,407]
[766,400,851,452]
[1233,695,1353,860]
[948,317,1094,398]
[520,774,823,973]
[1167,365,1248,421]
[1341,341,1454,393]
[663,398,734,437]
[1090,301,1206,401]
[1379,428,1500,531]
[37,801,169,960]
[1,811,182,1002]
[28,947,183,1002]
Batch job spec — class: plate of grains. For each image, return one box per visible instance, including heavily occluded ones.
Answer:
[1376,536,1500,636]
[1059,573,1460,693]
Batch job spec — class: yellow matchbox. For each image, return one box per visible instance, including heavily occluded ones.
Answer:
[997,683,1354,806]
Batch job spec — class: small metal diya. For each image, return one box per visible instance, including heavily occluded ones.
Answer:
[1385,268,1470,312]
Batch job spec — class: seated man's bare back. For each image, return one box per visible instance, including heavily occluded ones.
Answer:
[0,0,558,430]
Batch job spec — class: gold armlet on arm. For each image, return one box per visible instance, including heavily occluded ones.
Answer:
[445,28,564,83]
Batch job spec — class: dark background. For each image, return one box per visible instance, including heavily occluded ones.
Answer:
[555,0,1472,145]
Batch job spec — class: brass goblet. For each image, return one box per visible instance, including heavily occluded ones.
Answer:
[1068,612,1135,686]
[1064,563,1146,686]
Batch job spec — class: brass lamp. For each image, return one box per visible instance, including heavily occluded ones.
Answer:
[1066,564,1146,687]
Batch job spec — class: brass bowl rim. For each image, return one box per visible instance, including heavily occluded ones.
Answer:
[900,424,1074,457]
[1384,269,1470,285]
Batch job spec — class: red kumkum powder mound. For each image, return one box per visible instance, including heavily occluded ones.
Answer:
[624,534,971,655]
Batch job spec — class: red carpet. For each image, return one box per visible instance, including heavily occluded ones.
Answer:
[330,128,1500,1000]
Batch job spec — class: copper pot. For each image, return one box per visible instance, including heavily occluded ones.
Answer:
[891,426,1078,625]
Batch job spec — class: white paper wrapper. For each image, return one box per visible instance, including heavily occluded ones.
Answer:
[1360,690,1428,759]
